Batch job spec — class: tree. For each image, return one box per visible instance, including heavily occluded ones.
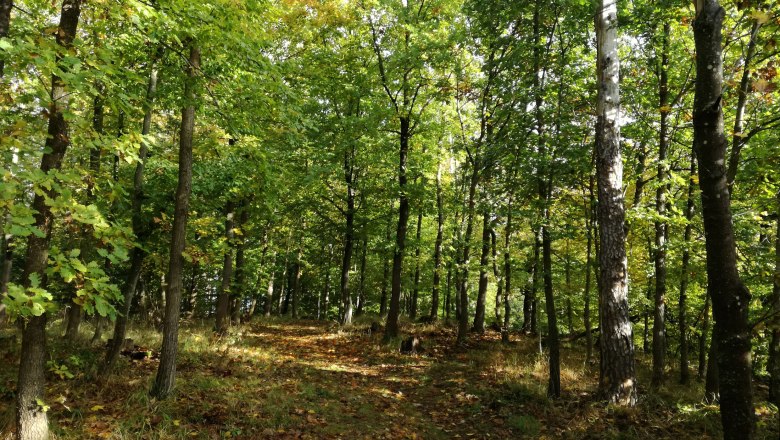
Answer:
[151,41,200,400]
[13,1,83,438]
[692,0,754,436]
[595,0,636,406]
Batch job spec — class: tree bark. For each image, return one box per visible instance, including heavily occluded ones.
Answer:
[0,0,13,304]
[542,223,560,398]
[231,205,249,324]
[726,20,761,191]
[65,87,105,342]
[291,242,303,319]
[501,197,513,342]
[340,147,356,325]
[692,1,754,436]
[456,163,479,345]
[379,201,394,316]
[410,210,422,320]
[320,245,333,320]
[15,2,82,438]
[215,201,236,334]
[264,251,276,318]
[103,48,159,373]
[529,233,540,335]
[430,162,444,321]
[704,331,720,402]
[595,0,636,406]
[678,154,696,385]
[768,190,780,405]
[356,232,367,315]
[0,0,11,77]
[699,292,710,380]
[151,42,199,400]
[584,170,595,364]
[385,116,411,340]
[473,211,490,333]
[651,22,671,388]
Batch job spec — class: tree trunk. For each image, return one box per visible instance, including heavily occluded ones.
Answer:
[215,201,235,334]
[490,226,502,325]
[15,2,82,438]
[651,22,671,389]
[356,233,367,315]
[473,211,490,333]
[104,49,160,371]
[679,154,696,385]
[768,190,780,405]
[430,162,444,321]
[410,210,422,320]
[456,164,479,345]
[542,222,560,398]
[150,42,199,400]
[291,243,303,319]
[385,116,411,341]
[320,245,333,320]
[726,20,761,191]
[379,201,394,317]
[699,292,710,380]
[0,0,11,77]
[704,331,720,402]
[65,89,105,342]
[529,232,540,334]
[445,265,452,322]
[584,171,595,364]
[339,145,357,324]
[502,197,513,342]
[565,251,572,336]
[693,1,754,436]
[0,0,13,307]
[595,0,636,406]
[264,251,276,317]
[231,205,249,324]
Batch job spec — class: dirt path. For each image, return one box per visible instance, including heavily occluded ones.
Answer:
[240,320,516,439]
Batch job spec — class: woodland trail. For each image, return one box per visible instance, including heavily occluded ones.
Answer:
[238,320,519,439]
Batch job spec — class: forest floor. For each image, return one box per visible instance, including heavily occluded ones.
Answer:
[1,317,778,439]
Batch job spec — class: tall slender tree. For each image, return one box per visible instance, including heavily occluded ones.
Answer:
[692,0,754,436]
[595,0,636,406]
[14,1,82,438]
[151,41,200,400]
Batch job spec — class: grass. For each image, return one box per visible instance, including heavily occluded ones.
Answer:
[0,316,778,439]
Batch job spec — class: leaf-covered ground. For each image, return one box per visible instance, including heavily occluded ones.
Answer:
[1,319,778,439]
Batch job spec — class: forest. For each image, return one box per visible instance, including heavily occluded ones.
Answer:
[0,0,779,438]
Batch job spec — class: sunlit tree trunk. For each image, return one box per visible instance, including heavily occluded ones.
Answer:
[595,0,636,406]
